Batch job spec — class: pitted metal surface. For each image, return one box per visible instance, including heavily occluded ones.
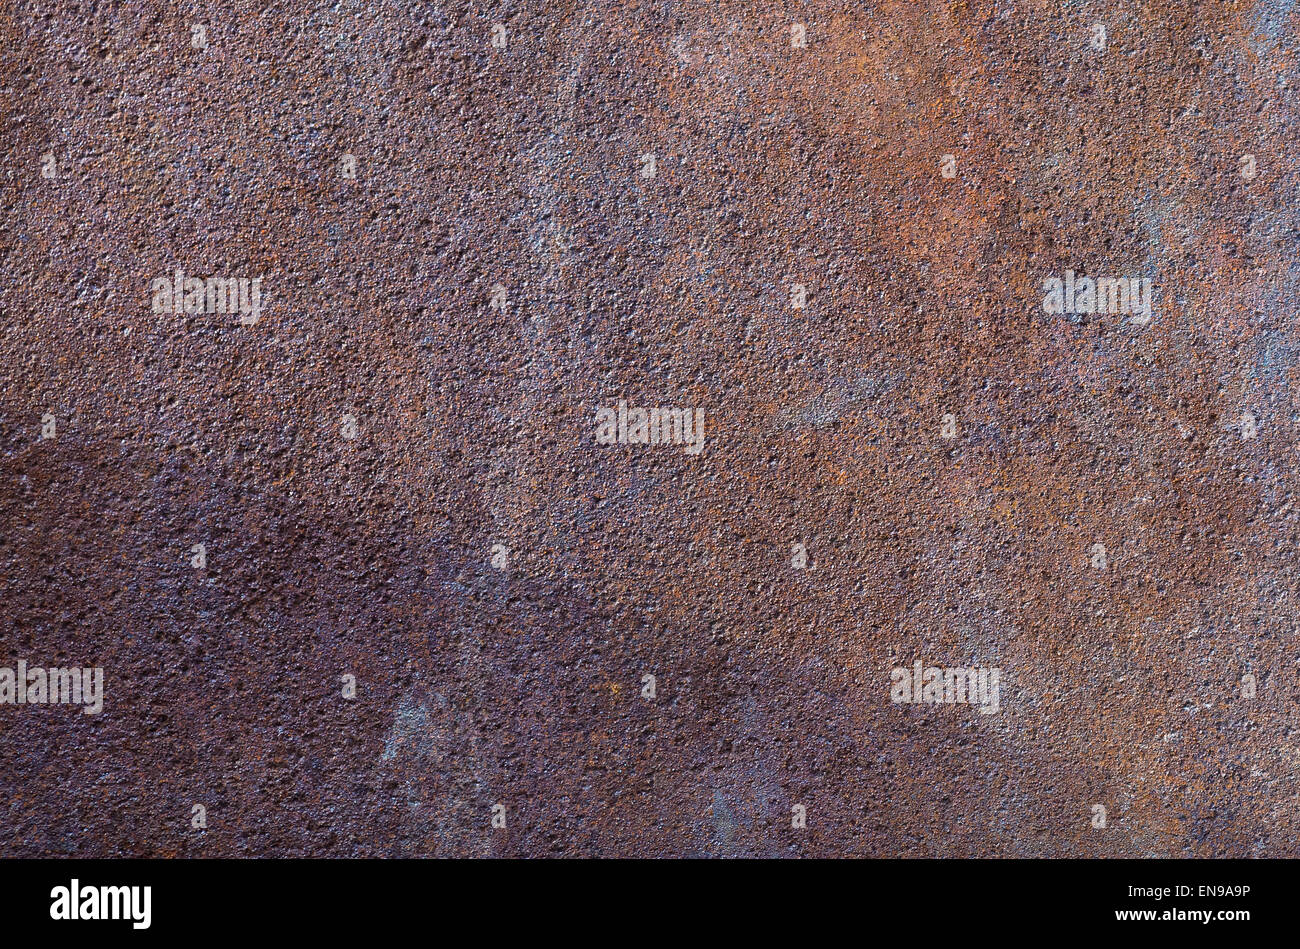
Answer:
[2,0,1299,856]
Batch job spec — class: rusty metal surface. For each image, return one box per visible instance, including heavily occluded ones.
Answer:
[2,0,1300,857]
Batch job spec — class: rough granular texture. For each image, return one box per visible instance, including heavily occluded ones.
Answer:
[2,0,1298,857]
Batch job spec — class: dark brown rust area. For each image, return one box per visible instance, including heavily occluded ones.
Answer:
[1,0,1298,856]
